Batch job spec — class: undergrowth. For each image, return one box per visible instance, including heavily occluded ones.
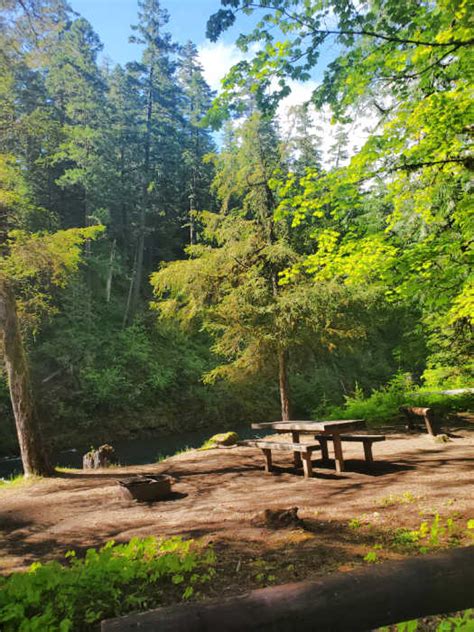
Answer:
[0,536,215,632]
[324,373,473,425]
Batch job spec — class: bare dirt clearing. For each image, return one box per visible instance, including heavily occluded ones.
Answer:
[1,428,473,592]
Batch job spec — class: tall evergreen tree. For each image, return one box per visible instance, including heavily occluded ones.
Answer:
[177,41,216,244]
[126,0,183,321]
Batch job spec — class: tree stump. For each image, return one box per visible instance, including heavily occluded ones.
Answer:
[252,507,301,529]
[83,444,117,469]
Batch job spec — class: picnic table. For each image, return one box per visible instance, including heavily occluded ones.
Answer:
[250,419,367,475]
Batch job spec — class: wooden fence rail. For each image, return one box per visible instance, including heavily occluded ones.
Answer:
[102,546,474,632]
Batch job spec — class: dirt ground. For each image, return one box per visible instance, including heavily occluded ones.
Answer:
[1,427,473,593]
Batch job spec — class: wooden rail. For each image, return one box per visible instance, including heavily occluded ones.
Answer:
[102,546,474,632]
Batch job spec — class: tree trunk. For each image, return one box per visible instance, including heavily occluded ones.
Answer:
[106,239,116,303]
[278,349,291,421]
[131,64,154,318]
[0,283,53,477]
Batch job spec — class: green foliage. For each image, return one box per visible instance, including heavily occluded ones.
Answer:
[208,0,473,384]
[0,473,33,487]
[363,545,382,564]
[379,609,474,632]
[389,513,468,554]
[325,373,473,424]
[0,536,215,631]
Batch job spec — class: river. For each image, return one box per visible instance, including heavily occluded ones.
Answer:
[0,423,261,479]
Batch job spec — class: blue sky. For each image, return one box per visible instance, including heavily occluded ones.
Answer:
[71,0,253,67]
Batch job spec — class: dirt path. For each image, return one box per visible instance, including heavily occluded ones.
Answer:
[1,429,473,579]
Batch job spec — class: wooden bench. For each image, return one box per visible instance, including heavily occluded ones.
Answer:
[400,406,437,436]
[239,440,321,479]
[315,434,386,466]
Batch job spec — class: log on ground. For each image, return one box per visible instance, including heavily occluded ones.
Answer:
[101,546,474,632]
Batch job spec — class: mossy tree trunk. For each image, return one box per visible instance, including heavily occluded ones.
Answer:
[0,282,53,477]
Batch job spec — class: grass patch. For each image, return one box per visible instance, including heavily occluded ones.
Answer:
[0,474,41,489]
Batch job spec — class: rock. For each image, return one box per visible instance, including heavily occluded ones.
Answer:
[83,444,117,469]
[252,507,301,529]
[432,434,451,444]
[207,432,239,447]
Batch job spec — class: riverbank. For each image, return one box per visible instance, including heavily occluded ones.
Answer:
[0,422,260,479]
[1,427,473,578]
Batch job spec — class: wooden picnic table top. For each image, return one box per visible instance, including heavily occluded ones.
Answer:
[250,419,365,433]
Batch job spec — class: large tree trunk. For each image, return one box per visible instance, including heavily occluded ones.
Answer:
[0,283,53,477]
[131,64,154,318]
[278,349,291,421]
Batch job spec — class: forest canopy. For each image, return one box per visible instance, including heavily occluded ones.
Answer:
[0,0,472,467]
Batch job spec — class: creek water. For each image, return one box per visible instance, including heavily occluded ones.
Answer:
[0,423,262,479]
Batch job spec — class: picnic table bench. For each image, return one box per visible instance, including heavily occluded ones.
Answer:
[239,440,321,479]
[400,406,437,436]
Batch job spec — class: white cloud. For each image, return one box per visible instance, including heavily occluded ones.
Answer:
[277,83,379,168]
[198,42,379,168]
[197,41,260,93]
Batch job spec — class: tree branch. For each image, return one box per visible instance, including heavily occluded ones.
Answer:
[238,3,474,48]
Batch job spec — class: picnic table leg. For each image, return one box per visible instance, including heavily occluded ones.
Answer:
[363,440,374,465]
[317,436,330,463]
[332,434,345,473]
[262,449,273,473]
[423,410,437,436]
[301,452,313,479]
[291,431,303,468]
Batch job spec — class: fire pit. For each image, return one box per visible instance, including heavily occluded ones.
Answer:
[118,475,172,502]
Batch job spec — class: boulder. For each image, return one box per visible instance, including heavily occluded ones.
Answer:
[83,444,117,469]
[205,431,239,448]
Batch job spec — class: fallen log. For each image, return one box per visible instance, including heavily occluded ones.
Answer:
[102,546,474,632]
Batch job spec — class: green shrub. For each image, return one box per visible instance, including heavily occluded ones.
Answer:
[0,536,215,632]
[324,372,473,425]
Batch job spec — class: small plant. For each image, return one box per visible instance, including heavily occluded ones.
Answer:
[467,519,474,534]
[391,528,419,549]
[363,550,378,564]
[364,544,383,564]
[250,559,277,585]
[348,518,362,530]
[389,513,467,554]
[377,491,418,508]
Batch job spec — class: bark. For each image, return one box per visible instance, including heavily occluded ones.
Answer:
[0,282,53,477]
[102,545,474,632]
[278,349,291,421]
